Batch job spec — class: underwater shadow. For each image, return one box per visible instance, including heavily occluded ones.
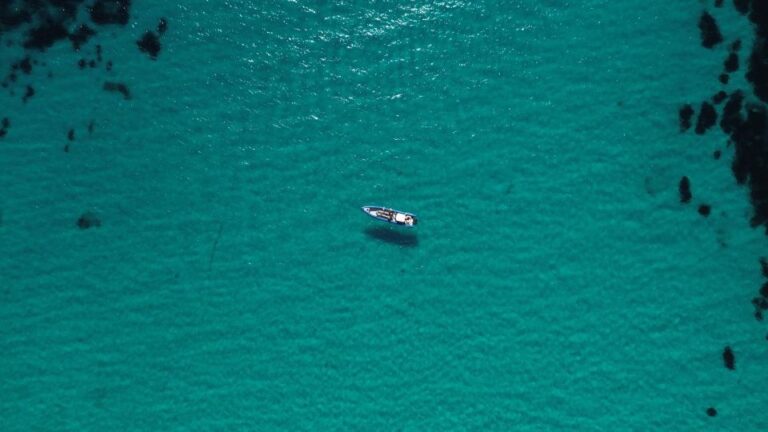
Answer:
[364,226,419,247]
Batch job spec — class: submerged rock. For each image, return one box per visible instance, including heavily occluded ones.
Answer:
[734,0,749,15]
[753,296,768,321]
[24,19,69,50]
[760,281,768,297]
[722,346,735,370]
[712,91,727,104]
[706,407,717,417]
[76,212,101,229]
[137,31,161,59]
[0,117,9,138]
[69,24,96,50]
[22,85,35,103]
[695,102,717,134]
[719,91,743,135]
[724,52,739,72]
[679,176,692,203]
[698,204,712,217]
[679,104,694,131]
[747,35,768,104]
[17,57,32,74]
[729,104,768,226]
[699,12,723,49]
[90,0,131,25]
[103,81,130,99]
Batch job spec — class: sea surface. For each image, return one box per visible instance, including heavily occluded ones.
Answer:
[1,1,767,430]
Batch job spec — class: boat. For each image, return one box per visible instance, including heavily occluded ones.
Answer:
[361,206,417,227]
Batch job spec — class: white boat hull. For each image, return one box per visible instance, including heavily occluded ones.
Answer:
[361,206,417,227]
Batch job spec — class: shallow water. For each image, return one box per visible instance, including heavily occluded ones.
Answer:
[1,1,767,430]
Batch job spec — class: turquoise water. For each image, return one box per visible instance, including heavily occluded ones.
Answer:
[1,1,767,430]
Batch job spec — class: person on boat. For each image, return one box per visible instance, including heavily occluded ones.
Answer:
[378,209,395,221]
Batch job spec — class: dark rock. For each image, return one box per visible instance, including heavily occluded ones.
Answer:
[695,102,717,134]
[136,31,161,59]
[53,0,80,17]
[679,176,692,203]
[731,39,741,52]
[89,60,96,68]
[679,104,695,131]
[729,104,768,227]
[90,0,131,26]
[18,57,32,74]
[754,296,768,310]
[0,5,32,29]
[157,18,167,35]
[715,0,723,7]
[103,81,130,99]
[760,257,768,278]
[69,24,96,50]
[1,118,9,129]
[714,150,722,159]
[713,91,728,104]
[24,20,69,50]
[699,12,723,48]
[761,281,768,297]
[96,44,102,61]
[720,91,743,135]
[723,346,735,370]
[78,59,86,69]
[106,61,113,71]
[734,0,749,15]
[746,34,768,104]
[698,204,712,216]
[68,129,75,141]
[76,212,101,229]
[724,52,739,72]
[719,73,729,84]
[749,1,768,37]
[22,85,34,103]
[88,120,95,134]
[706,407,717,417]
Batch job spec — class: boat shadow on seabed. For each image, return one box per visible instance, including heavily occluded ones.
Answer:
[363,226,419,247]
